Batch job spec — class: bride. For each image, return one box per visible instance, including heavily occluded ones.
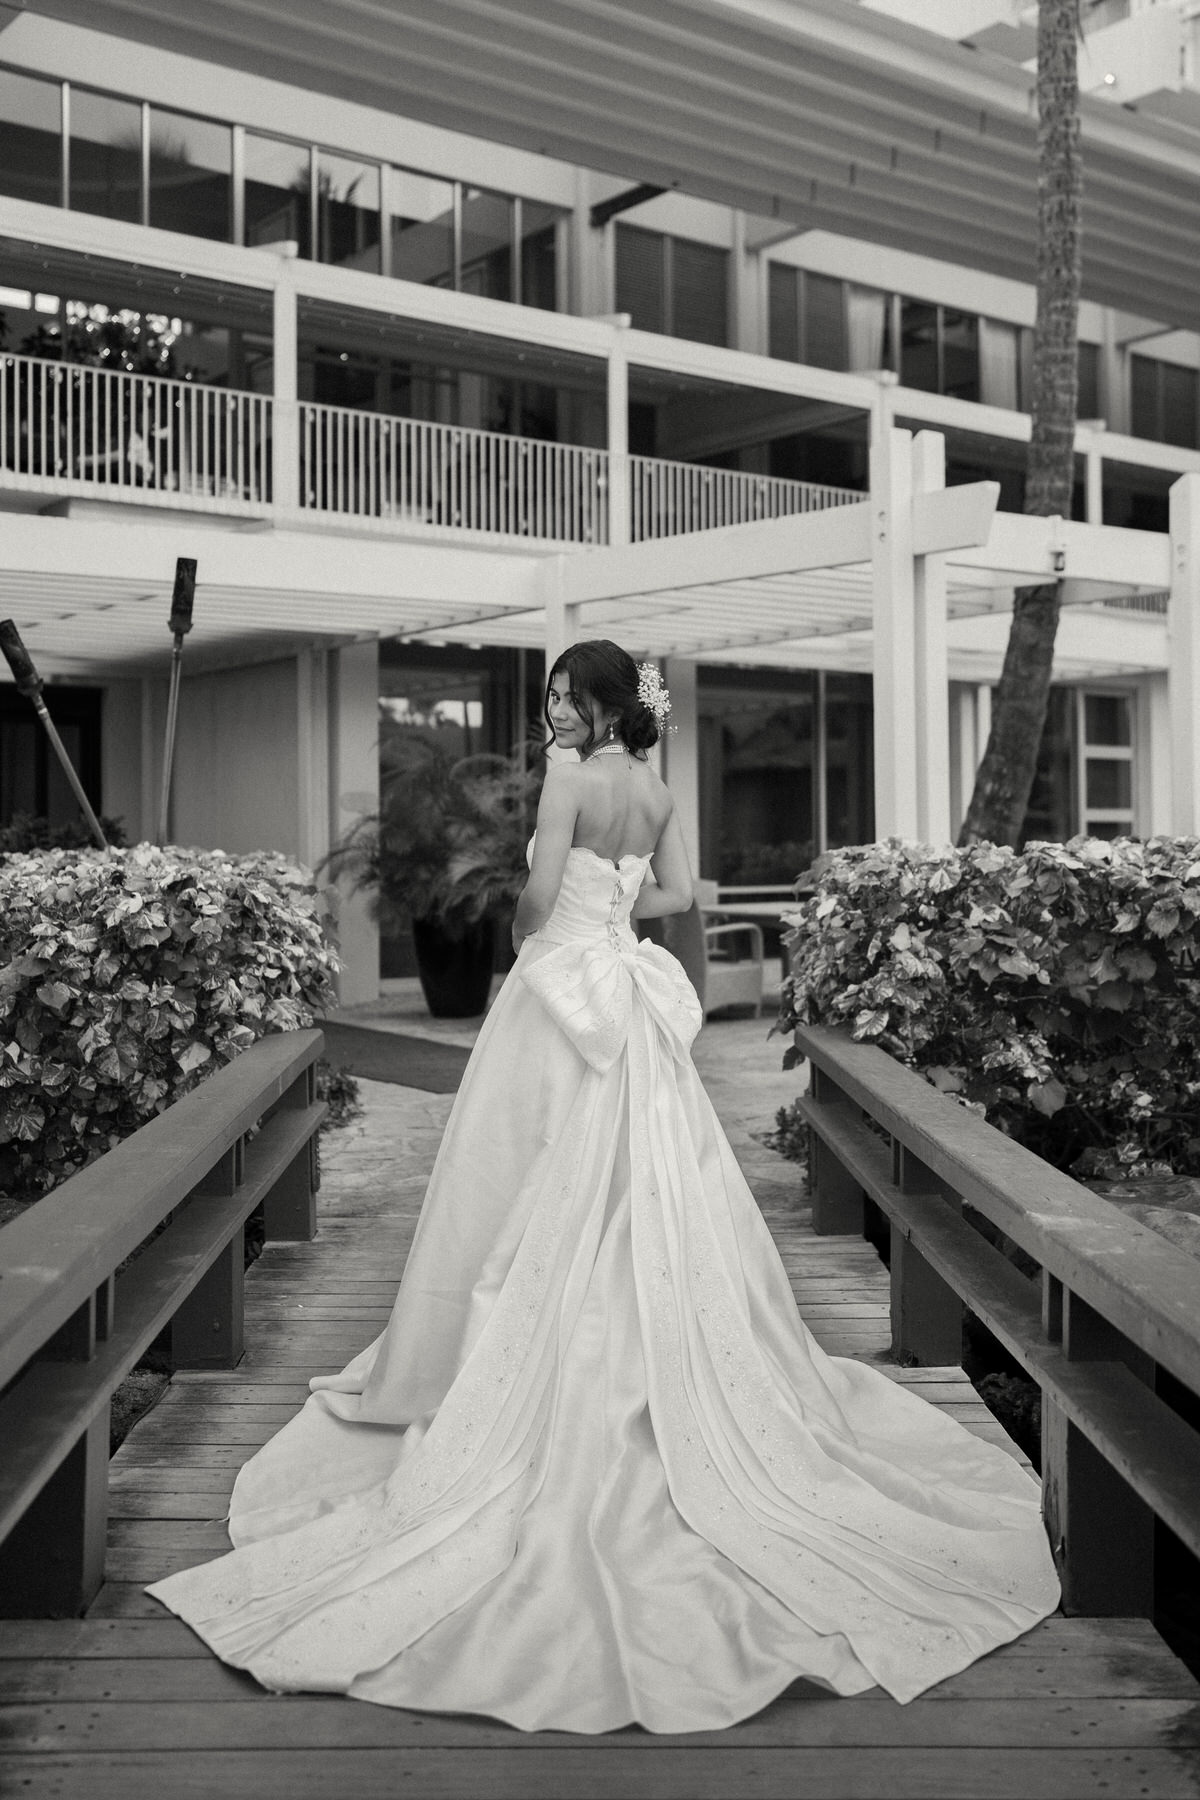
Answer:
[148,638,1059,1733]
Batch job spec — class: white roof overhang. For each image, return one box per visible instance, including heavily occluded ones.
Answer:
[14,0,1200,328]
[0,495,1169,687]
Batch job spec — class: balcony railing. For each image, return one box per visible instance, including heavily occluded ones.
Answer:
[629,454,860,540]
[0,353,272,510]
[0,352,863,543]
[299,402,609,542]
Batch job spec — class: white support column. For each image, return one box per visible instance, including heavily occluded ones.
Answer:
[272,257,300,511]
[296,645,330,872]
[607,330,630,548]
[1169,474,1200,833]
[911,430,951,843]
[1082,425,1106,525]
[730,211,762,356]
[328,639,380,1006]
[663,657,699,873]
[542,555,580,765]
[870,426,920,839]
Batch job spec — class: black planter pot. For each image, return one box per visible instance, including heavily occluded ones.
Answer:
[411,915,495,1018]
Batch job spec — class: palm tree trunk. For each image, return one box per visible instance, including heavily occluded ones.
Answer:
[959,0,1082,847]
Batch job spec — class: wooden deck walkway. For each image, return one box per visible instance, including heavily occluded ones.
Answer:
[2,1022,1199,1798]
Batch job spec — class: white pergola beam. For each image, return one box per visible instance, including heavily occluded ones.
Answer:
[562,503,873,606]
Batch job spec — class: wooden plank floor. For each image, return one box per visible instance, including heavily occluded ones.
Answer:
[3,1025,1199,1799]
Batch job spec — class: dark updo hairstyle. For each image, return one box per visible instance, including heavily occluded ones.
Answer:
[543,639,662,759]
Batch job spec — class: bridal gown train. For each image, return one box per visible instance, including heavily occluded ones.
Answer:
[148,842,1060,1733]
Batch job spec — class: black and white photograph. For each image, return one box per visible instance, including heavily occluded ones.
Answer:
[0,2,1198,1795]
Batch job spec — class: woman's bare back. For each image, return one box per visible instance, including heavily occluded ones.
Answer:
[570,754,674,864]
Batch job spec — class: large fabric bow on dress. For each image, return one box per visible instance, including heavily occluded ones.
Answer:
[520,937,702,1071]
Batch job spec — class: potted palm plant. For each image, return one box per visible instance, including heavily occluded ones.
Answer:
[325,729,542,1018]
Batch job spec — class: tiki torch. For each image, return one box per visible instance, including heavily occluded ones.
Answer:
[157,556,197,845]
[0,619,108,850]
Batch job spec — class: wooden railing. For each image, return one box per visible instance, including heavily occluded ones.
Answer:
[629,454,860,540]
[299,402,609,542]
[798,1023,1200,1616]
[0,1028,325,1618]
[0,351,272,510]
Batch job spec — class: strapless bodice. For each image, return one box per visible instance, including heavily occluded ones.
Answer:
[519,837,700,1071]
[529,840,649,950]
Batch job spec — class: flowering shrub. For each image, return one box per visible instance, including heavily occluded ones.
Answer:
[0,844,338,1199]
[777,835,1200,1175]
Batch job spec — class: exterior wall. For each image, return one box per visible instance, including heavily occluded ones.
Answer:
[171,657,300,855]
[328,640,380,1007]
[99,679,144,839]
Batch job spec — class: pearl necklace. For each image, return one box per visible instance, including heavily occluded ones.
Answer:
[587,741,627,759]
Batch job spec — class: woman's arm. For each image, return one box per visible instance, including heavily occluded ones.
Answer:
[631,808,694,920]
[512,765,580,951]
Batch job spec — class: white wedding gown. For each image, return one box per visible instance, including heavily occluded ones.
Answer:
[148,843,1059,1733]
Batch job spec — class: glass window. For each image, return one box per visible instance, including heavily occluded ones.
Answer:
[1160,361,1197,449]
[1077,340,1101,419]
[148,106,230,240]
[390,169,455,287]
[0,68,61,208]
[899,298,939,392]
[615,225,665,334]
[697,669,817,882]
[768,263,799,362]
[459,186,513,300]
[978,319,1021,410]
[1085,757,1132,811]
[244,132,311,256]
[671,238,728,346]
[845,286,887,372]
[941,308,979,401]
[519,200,558,311]
[1084,692,1131,747]
[70,88,141,223]
[1019,685,1074,846]
[317,151,380,272]
[824,673,874,847]
[801,273,845,370]
[1129,355,1157,440]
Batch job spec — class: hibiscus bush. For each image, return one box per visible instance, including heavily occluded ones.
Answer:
[777,835,1200,1176]
[0,844,338,1199]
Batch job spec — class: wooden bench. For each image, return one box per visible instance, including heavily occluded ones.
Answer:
[0,1028,325,1618]
[798,1021,1200,1617]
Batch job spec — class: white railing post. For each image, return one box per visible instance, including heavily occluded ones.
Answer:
[272,259,300,511]
[607,327,630,548]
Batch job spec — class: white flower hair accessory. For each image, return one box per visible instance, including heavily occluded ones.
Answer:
[636,662,672,729]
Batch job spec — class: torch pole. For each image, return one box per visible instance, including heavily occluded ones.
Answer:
[0,620,108,850]
[157,557,197,845]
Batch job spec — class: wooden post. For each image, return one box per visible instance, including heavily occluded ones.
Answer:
[1041,1279,1156,1615]
[171,1143,246,1369]
[263,1069,319,1241]
[0,1411,109,1617]
[889,1144,963,1366]
[0,1287,110,1616]
[808,1066,865,1236]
